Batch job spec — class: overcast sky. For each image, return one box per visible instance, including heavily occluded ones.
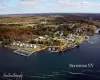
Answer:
[0,0,100,14]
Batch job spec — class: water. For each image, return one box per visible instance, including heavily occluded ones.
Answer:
[0,34,100,80]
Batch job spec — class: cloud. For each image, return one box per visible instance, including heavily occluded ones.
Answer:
[17,0,40,7]
[0,4,5,9]
[56,0,100,7]
[16,0,57,9]
[0,0,6,7]
[0,0,100,14]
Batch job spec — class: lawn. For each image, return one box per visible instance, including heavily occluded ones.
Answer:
[75,36,85,45]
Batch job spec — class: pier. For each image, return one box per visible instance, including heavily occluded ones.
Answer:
[13,47,47,57]
[14,49,32,57]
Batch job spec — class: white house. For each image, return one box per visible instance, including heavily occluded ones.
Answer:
[0,41,2,44]
[11,41,40,49]
[20,43,23,47]
[11,41,21,46]
[26,44,29,47]
[16,43,20,46]
[30,44,33,48]
[11,42,16,46]
[33,44,37,49]
[68,38,75,42]
[48,47,51,51]
[39,36,45,40]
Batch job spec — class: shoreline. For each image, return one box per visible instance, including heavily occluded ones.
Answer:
[5,45,47,57]
[2,35,89,57]
[61,35,88,52]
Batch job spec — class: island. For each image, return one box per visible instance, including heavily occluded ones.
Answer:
[0,14,96,57]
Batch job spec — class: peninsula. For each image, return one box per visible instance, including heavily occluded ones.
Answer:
[0,13,96,56]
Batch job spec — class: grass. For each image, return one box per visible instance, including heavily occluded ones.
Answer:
[20,47,39,52]
[7,44,47,54]
[6,35,85,53]
[62,35,85,50]
[75,36,85,45]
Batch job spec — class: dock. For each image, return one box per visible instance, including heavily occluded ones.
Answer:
[13,47,47,57]
[14,49,32,57]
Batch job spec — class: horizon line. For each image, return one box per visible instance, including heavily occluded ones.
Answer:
[1,12,100,15]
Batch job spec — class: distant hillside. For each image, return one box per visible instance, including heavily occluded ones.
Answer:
[0,13,100,20]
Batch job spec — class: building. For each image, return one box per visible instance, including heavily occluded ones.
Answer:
[33,44,37,49]
[11,41,40,49]
[0,41,2,44]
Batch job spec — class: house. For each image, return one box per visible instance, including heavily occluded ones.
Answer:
[66,34,73,39]
[76,35,79,38]
[76,28,82,34]
[38,36,45,40]
[33,44,37,49]
[54,31,60,35]
[60,32,63,36]
[19,43,23,47]
[69,24,75,29]
[16,43,20,46]
[68,38,75,42]
[22,43,25,46]
[11,41,21,46]
[45,35,48,38]
[30,44,33,48]
[11,42,16,46]
[53,37,58,40]
[26,44,29,47]
[48,47,51,51]
[0,41,2,44]
[11,41,40,49]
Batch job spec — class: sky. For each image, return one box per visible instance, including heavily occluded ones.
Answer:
[0,0,100,14]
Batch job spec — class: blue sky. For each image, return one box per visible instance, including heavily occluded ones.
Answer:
[0,0,100,14]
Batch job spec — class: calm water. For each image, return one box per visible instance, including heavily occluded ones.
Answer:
[0,34,100,80]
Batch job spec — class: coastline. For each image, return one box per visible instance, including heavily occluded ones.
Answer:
[5,45,47,57]
[3,35,89,57]
[61,35,87,51]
